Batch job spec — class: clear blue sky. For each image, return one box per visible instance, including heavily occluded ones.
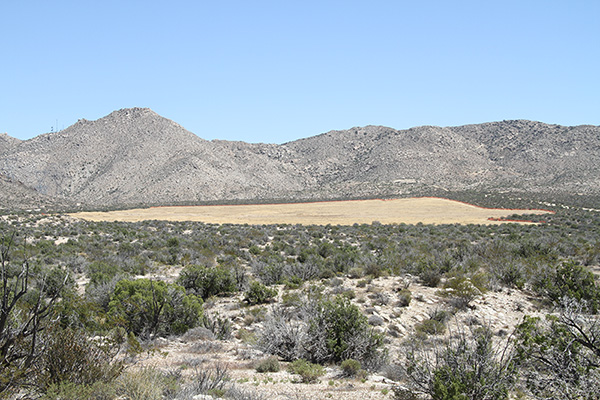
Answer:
[2,1,599,143]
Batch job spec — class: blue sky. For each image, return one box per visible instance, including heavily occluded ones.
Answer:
[2,1,599,143]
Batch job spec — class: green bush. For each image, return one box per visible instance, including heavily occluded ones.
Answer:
[438,274,486,309]
[255,356,280,373]
[87,261,122,286]
[108,278,203,338]
[244,281,277,305]
[177,264,237,299]
[305,295,387,369]
[392,386,419,400]
[397,289,412,307]
[259,293,387,369]
[491,262,525,289]
[288,359,325,383]
[340,359,362,377]
[536,261,600,312]
[514,302,600,399]
[43,266,75,297]
[415,319,446,336]
[419,268,442,288]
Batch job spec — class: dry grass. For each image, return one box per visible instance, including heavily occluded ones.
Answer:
[69,197,552,225]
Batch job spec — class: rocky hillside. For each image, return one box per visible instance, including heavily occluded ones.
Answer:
[1,108,599,208]
[0,173,70,211]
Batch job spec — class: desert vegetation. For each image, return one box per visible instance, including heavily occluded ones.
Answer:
[1,193,600,399]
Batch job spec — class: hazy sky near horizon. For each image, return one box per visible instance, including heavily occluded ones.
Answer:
[2,1,599,143]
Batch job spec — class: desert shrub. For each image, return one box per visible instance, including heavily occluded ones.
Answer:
[288,359,325,383]
[181,326,215,342]
[348,266,364,278]
[397,288,412,307]
[34,327,123,392]
[283,275,303,289]
[392,386,419,400]
[87,261,122,286]
[340,359,362,377]
[258,293,387,369]
[415,319,446,336]
[302,295,387,369]
[42,266,75,297]
[244,281,277,305]
[368,315,385,326]
[438,274,486,309]
[404,326,517,400]
[255,356,280,373]
[177,264,237,299]
[490,261,525,289]
[419,267,442,287]
[86,272,128,310]
[116,367,177,400]
[285,261,321,282]
[535,261,600,312]
[39,381,117,400]
[251,260,285,285]
[187,340,223,354]
[108,278,203,338]
[515,299,600,399]
[175,363,229,398]
[203,312,233,340]
[0,234,66,397]
[363,259,388,278]
[382,363,405,382]
[306,296,365,362]
[258,309,304,360]
[226,386,268,400]
[415,309,450,336]
[281,292,302,308]
[52,290,106,332]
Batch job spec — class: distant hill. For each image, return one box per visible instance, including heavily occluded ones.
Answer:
[1,108,598,208]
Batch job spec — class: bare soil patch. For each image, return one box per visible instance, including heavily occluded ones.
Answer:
[69,197,552,225]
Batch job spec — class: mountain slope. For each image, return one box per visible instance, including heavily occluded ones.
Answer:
[1,108,598,207]
[1,108,310,206]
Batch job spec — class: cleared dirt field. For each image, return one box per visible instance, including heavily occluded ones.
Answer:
[69,197,552,225]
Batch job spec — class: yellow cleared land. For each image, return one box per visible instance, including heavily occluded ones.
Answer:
[68,198,552,225]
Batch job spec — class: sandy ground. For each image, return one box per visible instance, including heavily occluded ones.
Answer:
[69,197,552,225]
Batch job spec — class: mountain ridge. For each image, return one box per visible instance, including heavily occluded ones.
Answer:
[1,108,599,208]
